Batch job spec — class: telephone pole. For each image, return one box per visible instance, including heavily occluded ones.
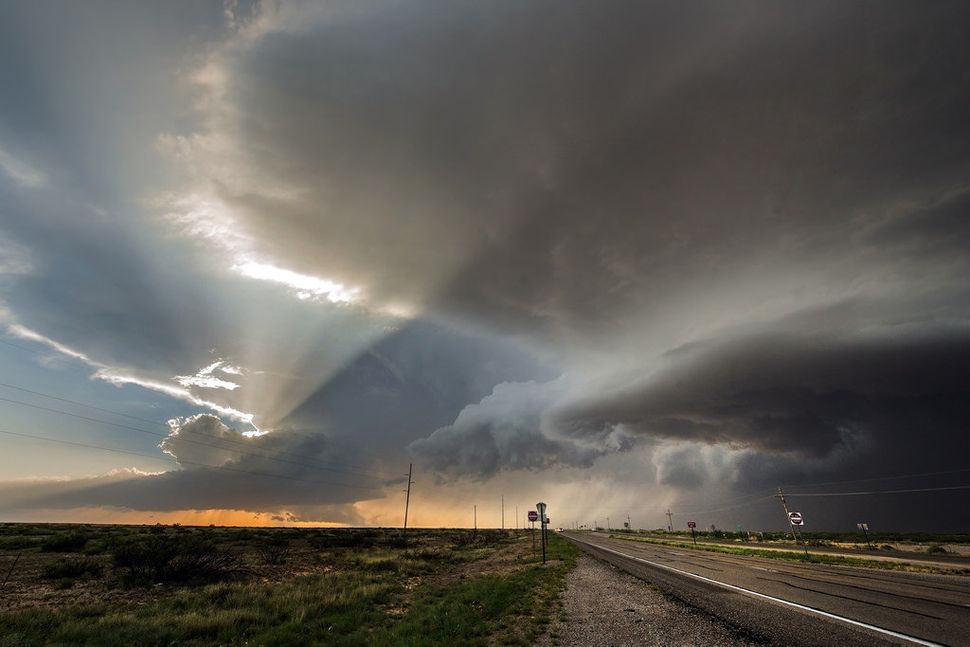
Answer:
[402,463,414,539]
[776,487,808,556]
[666,509,673,532]
[473,504,477,535]
[501,495,505,530]
[515,505,519,530]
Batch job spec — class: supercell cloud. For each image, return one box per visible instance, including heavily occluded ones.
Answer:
[0,1,969,530]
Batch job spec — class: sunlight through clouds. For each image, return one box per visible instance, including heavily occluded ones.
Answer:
[232,260,360,304]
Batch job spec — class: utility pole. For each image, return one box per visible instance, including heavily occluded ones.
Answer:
[776,487,808,556]
[627,514,632,531]
[402,463,414,540]
[515,505,519,530]
[607,517,611,531]
[473,504,477,535]
[666,509,673,532]
[501,495,505,530]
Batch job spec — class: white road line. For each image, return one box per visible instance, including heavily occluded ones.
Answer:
[571,537,943,647]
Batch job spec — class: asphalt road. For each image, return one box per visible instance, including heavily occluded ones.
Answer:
[563,531,970,646]
[633,534,970,569]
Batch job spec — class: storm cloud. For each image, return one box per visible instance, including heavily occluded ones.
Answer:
[1,1,969,529]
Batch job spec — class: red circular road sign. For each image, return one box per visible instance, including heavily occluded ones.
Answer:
[789,512,804,526]
[687,521,697,528]
[528,511,539,522]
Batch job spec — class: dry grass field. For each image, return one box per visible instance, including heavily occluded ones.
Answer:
[0,523,576,646]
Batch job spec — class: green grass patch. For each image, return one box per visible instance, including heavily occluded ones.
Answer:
[375,533,578,646]
[0,571,396,646]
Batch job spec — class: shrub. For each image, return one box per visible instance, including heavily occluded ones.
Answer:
[926,544,948,554]
[310,530,378,549]
[879,544,895,551]
[111,535,241,584]
[255,539,291,566]
[40,532,89,553]
[0,536,39,550]
[40,557,103,580]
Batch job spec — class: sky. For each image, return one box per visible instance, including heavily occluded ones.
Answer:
[1,1,969,532]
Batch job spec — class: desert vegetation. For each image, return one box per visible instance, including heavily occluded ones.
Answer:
[0,523,576,646]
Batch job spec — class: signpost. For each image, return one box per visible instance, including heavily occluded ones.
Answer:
[687,520,697,545]
[857,522,873,550]
[536,502,548,564]
[788,512,804,526]
[528,510,538,556]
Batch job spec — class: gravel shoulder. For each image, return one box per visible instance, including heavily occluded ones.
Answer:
[537,554,760,647]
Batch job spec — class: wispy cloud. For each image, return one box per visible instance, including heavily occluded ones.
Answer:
[0,145,46,188]
[4,322,256,428]
[175,360,242,391]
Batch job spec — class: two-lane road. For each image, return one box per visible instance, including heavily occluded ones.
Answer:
[564,532,970,646]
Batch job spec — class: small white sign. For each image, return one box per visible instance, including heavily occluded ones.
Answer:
[789,511,804,526]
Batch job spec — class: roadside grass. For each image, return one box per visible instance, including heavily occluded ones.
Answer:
[373,532,578,646]
[0,528,578,646]
[610,534,970,574]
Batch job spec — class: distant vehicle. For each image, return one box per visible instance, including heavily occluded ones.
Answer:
[555,527,564,532]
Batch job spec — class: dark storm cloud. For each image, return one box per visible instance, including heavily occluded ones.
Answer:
[166,1,970,506]
[556,328,970,458]
[409,379,609,479]
[197,1,970,344]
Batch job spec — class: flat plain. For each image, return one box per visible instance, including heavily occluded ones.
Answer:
[0,523,575,646]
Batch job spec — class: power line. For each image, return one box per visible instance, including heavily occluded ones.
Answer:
[0,337,42,355]
[674,491,773,514]
[0,346,396,470]
[0,428,382,492]
[781,467,970,490]
[0,381,175,427]
[0,382,391,474]
[2,334,396,468]
[785,484,970,497]
[675,494,777,517]
[0,393,396,481]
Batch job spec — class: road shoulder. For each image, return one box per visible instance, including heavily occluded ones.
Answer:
[537,553,760,646]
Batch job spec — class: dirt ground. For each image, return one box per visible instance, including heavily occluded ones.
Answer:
[537,554,757,647]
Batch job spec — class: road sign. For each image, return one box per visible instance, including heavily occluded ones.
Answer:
[536,503,548,564]
[789,512,804,526]
[528,511,539,522]
[687,521,697,528]
[857,522,869,531]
